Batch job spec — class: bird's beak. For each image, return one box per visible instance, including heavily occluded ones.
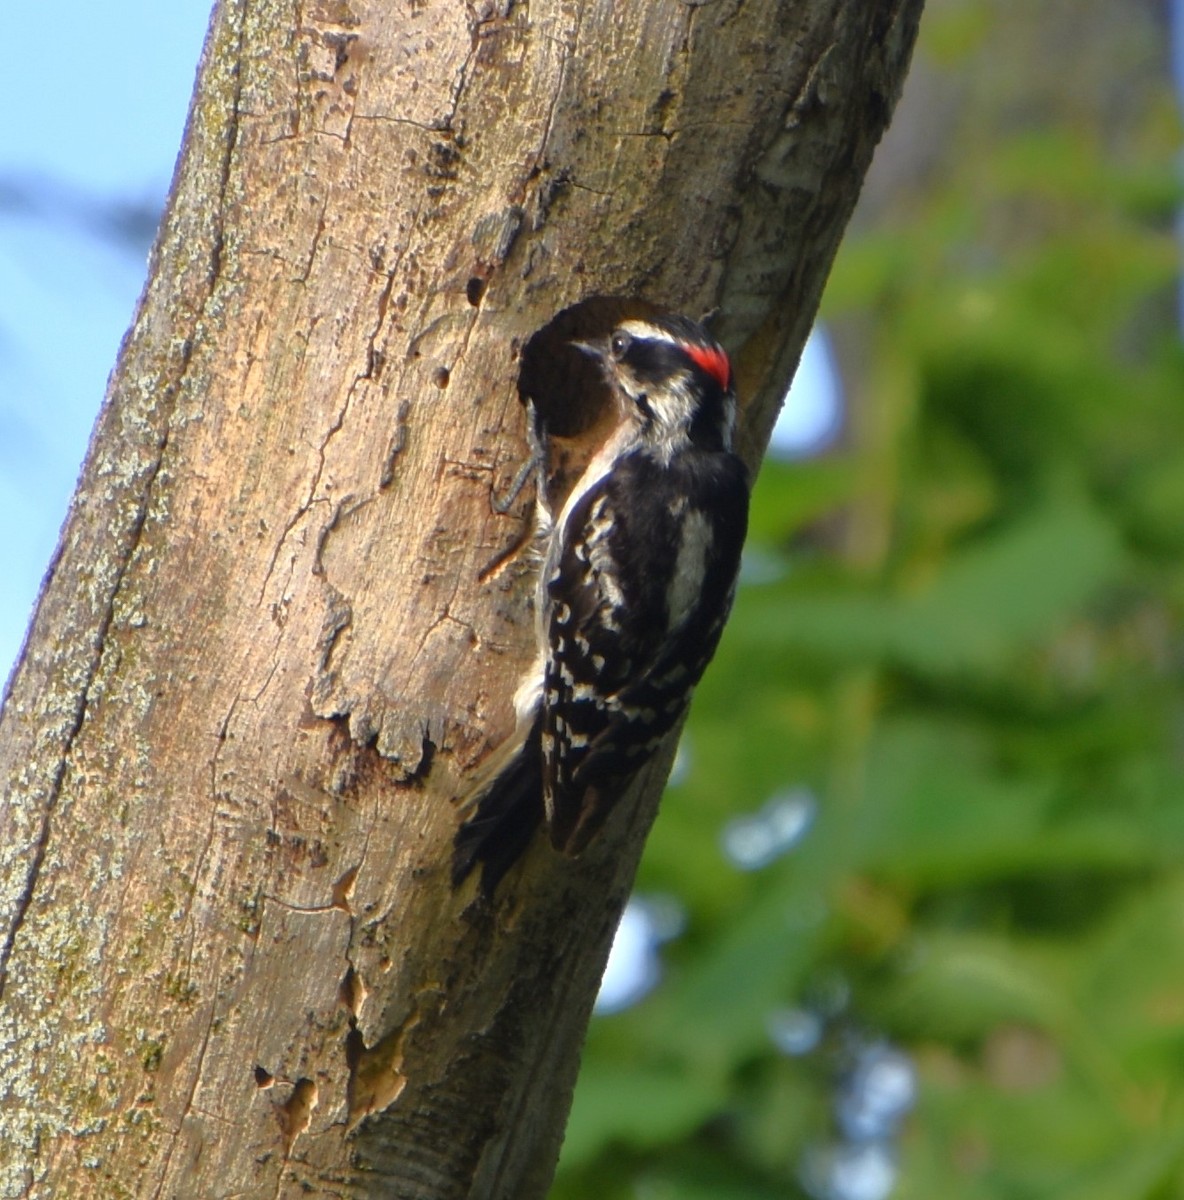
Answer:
[571,337,608,361]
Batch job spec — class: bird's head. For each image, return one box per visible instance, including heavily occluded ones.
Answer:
[575,314,736,456]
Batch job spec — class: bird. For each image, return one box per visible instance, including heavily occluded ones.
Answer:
[453,310,751,895]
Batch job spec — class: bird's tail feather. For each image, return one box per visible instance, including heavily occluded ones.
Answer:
[451,714,544,896]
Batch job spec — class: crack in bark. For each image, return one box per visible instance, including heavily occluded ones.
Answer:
[151,972,223,1200]
[532,9,576,180]
[258,210,416,606]
[0,438,167,999]
[258,891,348,916]
[380,399,412,489]
[172,693,242,968]
[181,636,276,957]
[348,112,456,133]
[297,198,329,283]
[479,925,601,1195]
[0,0,250,1000]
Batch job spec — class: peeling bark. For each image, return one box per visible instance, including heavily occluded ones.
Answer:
[0,0,922,1195]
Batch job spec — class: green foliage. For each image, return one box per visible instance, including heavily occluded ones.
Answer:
[552,11,1184,1200]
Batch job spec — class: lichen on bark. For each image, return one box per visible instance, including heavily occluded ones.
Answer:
[0,0,922,1195]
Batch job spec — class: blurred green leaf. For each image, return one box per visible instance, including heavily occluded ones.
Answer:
[561,1063,724,1169]
[735,497,1124,679]
[746,459,860,546]
[873,931,1072,1041]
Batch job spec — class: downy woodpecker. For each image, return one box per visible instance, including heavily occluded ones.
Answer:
[454,312,750,894]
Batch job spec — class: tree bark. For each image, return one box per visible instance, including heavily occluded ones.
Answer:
[0,0,922,1195]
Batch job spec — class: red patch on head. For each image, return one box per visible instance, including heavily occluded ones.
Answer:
[685,342,733,392]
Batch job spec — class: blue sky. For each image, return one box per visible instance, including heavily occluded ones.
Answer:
[0,0,211,678]
[0,1,836,682]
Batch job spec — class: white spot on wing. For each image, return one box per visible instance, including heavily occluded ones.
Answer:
[513,653,546,723]
[585,503,625,610]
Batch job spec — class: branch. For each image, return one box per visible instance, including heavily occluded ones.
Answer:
[0,0,922,1194]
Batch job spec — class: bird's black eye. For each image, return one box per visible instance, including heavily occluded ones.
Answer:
[609,330,631,359]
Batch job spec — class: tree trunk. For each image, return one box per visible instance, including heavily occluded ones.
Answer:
[0,0,922,1195]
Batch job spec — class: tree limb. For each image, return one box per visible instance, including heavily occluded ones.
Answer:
[0,0,922,1194]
